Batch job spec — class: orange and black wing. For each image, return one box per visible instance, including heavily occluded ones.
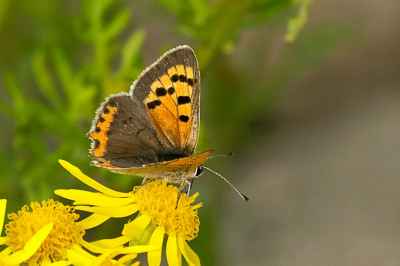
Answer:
[131,45,200,155]
[88,45,200,168]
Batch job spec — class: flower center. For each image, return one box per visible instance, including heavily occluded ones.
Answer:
[5,199,84,264]
[133,181,201,240]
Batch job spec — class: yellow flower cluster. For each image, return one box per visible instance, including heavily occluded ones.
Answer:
[0,159,202,266]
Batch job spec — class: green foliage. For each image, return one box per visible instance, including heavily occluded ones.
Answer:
[0,0,9,27]
[158,0,307,67]
[0,0,144,206]
[285,0,312,42]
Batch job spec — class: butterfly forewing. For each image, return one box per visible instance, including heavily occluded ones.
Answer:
[131,45,200,154]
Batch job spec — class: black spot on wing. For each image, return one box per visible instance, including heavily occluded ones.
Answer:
[179,75,187,82]
[179,115,189,122]
[93,139,100,148]
[171,74,179,82]
[156,87,167,96]
[177,96,191,105]
[147,100,162,109]
[167,87,175,95]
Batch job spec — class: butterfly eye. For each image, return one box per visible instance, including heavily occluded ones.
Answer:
[195,166,204,177]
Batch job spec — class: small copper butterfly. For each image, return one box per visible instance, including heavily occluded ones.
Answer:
[87,45,248,200]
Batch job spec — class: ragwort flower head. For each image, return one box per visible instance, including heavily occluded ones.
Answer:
[133,180,201,240]
[0,199,54,265]
[5,199,84,264]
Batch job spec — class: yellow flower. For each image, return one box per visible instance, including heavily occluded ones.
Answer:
[124,181,201,266]
[56,159,202,266]
[0,198,151,266]
[5,199,84,264]
[58,244,143,266]
[0,199,54,265]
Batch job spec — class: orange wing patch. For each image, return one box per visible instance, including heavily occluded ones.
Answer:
[89,104,118,157]
[173,65,192,148]
[144,64,196,150]
[144,80,179,146]
[183,66,195,147]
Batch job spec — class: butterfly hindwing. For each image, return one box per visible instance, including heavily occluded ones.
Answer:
[88,93,176,167]
[131,45,200,155]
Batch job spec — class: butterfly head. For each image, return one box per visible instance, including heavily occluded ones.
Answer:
[195,166,204,177]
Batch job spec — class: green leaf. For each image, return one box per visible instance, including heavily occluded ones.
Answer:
[103,10,130,41]
[0,0,9,29]
[158,0,181,14]
[118,29,145,78]
[2,73,25,118]
[52,49,74,96]
[285,0,312,43]
[242,0,293,26]
[32,52,62,109]
[189,0,209,26]
[68,84,96,123]
[90,0,113,27]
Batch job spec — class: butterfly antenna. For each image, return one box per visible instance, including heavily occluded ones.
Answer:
[203,166,249,201]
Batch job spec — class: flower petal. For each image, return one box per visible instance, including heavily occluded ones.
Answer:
[192,203,203,210]
[4,223,53,265]
[58,160,128,197]
[148,226,165,266]
[178,236,201,266]
[0,237,6,245]
[122,214,151,241]
[91,235,130,249]
[118,245,160,254]
[118,253,138,264]
[55,189,135,207]
[93,250,118,266]
[0,247,12,256]
[189,192,200,203]
[81,239,157,255]
[47,261,71,266]
[80,240,109,254]
[66,244,95,265]
[77,213,110,229]
[166,233,181,266]
[0,199,6,236]
[75,204,138,217]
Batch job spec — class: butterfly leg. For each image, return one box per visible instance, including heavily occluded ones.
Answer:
[186,180,194,196]
[181,179,193,196]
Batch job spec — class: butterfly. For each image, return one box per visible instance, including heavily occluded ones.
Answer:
[88,45,248,200]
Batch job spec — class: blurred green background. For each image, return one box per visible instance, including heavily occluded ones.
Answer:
[1,0,400,265]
